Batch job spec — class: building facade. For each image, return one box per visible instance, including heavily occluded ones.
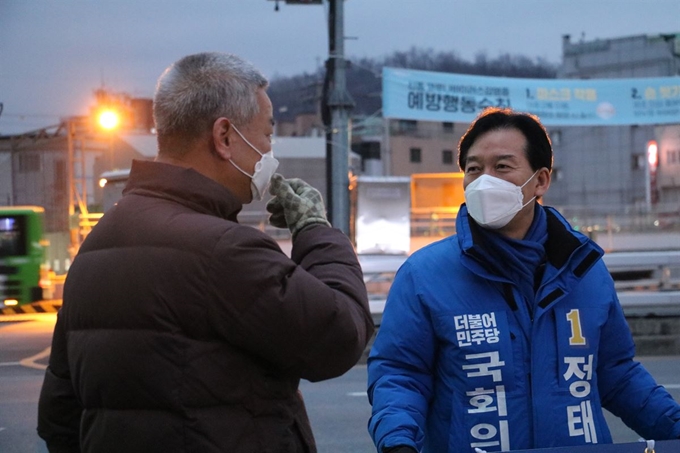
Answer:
[360,33,680,231]
[546,33,680,226]
[271,33,680,235]
[383,120,466,176]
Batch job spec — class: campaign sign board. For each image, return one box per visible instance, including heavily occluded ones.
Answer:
[510,439,680,452]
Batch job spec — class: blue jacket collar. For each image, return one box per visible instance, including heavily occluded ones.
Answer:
[457,204,604,282]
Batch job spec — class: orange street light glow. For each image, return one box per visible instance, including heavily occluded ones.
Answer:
[647,140,658,169]
[98,109,120,130]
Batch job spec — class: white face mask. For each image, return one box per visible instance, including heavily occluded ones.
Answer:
[464,171,538,229]
[229,125,279,202]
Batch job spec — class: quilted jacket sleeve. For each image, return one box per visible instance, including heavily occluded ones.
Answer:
[598,292,680,440]
[367,261,433,452]
[37,310,83,452]
[207,223,374,382]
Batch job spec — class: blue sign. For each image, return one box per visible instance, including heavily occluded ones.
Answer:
[382,67,680,126]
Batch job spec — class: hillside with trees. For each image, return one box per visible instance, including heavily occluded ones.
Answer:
[268,47,558,123]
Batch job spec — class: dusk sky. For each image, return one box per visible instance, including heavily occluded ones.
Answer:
[2,0,679,134]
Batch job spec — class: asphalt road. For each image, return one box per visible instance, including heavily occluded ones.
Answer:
[2,314,680,453]
[0,315,54,453]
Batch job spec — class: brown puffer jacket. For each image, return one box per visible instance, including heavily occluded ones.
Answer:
[37,160,374,453]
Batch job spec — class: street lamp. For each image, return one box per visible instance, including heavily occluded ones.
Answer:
[646,140,659,210]
[66,107,121,259]
[93,106,122,171]
[97,109,121,131]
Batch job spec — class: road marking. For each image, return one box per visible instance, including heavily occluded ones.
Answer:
[0,427,5,432]
[347,392,368,397]
[0,362,21,367]
[19,347,50,370]
[662,384,680,389]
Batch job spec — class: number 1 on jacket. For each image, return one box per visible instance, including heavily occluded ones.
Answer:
[566,309,587,346]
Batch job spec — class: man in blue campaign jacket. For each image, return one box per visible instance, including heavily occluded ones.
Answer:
[367,108,680,453]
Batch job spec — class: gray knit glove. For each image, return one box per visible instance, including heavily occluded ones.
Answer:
[267,173,330,238]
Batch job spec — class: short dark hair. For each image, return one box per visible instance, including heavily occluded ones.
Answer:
[458,107,553,172]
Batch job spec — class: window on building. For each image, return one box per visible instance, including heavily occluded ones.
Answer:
[410,147,422,163]
[442,122,454,133]
[18,154,41,173]
[632,153,645,170]
[442,149,454,165]
[396,120,418,133]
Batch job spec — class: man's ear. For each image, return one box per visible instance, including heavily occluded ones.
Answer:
[212,117,233,160]
[535,167,551,198]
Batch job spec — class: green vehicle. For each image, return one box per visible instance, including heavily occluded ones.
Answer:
[0,206,50,308]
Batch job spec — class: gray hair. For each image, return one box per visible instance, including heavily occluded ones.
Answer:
[153,52,268,142]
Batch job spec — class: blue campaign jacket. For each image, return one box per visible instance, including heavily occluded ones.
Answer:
[368,206,680,452]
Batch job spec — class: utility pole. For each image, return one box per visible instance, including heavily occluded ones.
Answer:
[323,0,354,234]
[270,0,354,234]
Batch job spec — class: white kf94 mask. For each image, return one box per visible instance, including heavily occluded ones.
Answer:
[229,125,279,202]
[464,172,537,229]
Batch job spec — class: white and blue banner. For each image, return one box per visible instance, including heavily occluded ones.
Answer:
[382,67,680,126]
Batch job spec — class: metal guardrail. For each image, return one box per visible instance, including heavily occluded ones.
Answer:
[604,251,680,291]
[2,252,678,318]
[369,293,680,318]
[361,251,680,318]
[603,251,680,270]
[618,291,680,317]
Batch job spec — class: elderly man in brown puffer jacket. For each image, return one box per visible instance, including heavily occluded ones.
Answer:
[37,51,373,453]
